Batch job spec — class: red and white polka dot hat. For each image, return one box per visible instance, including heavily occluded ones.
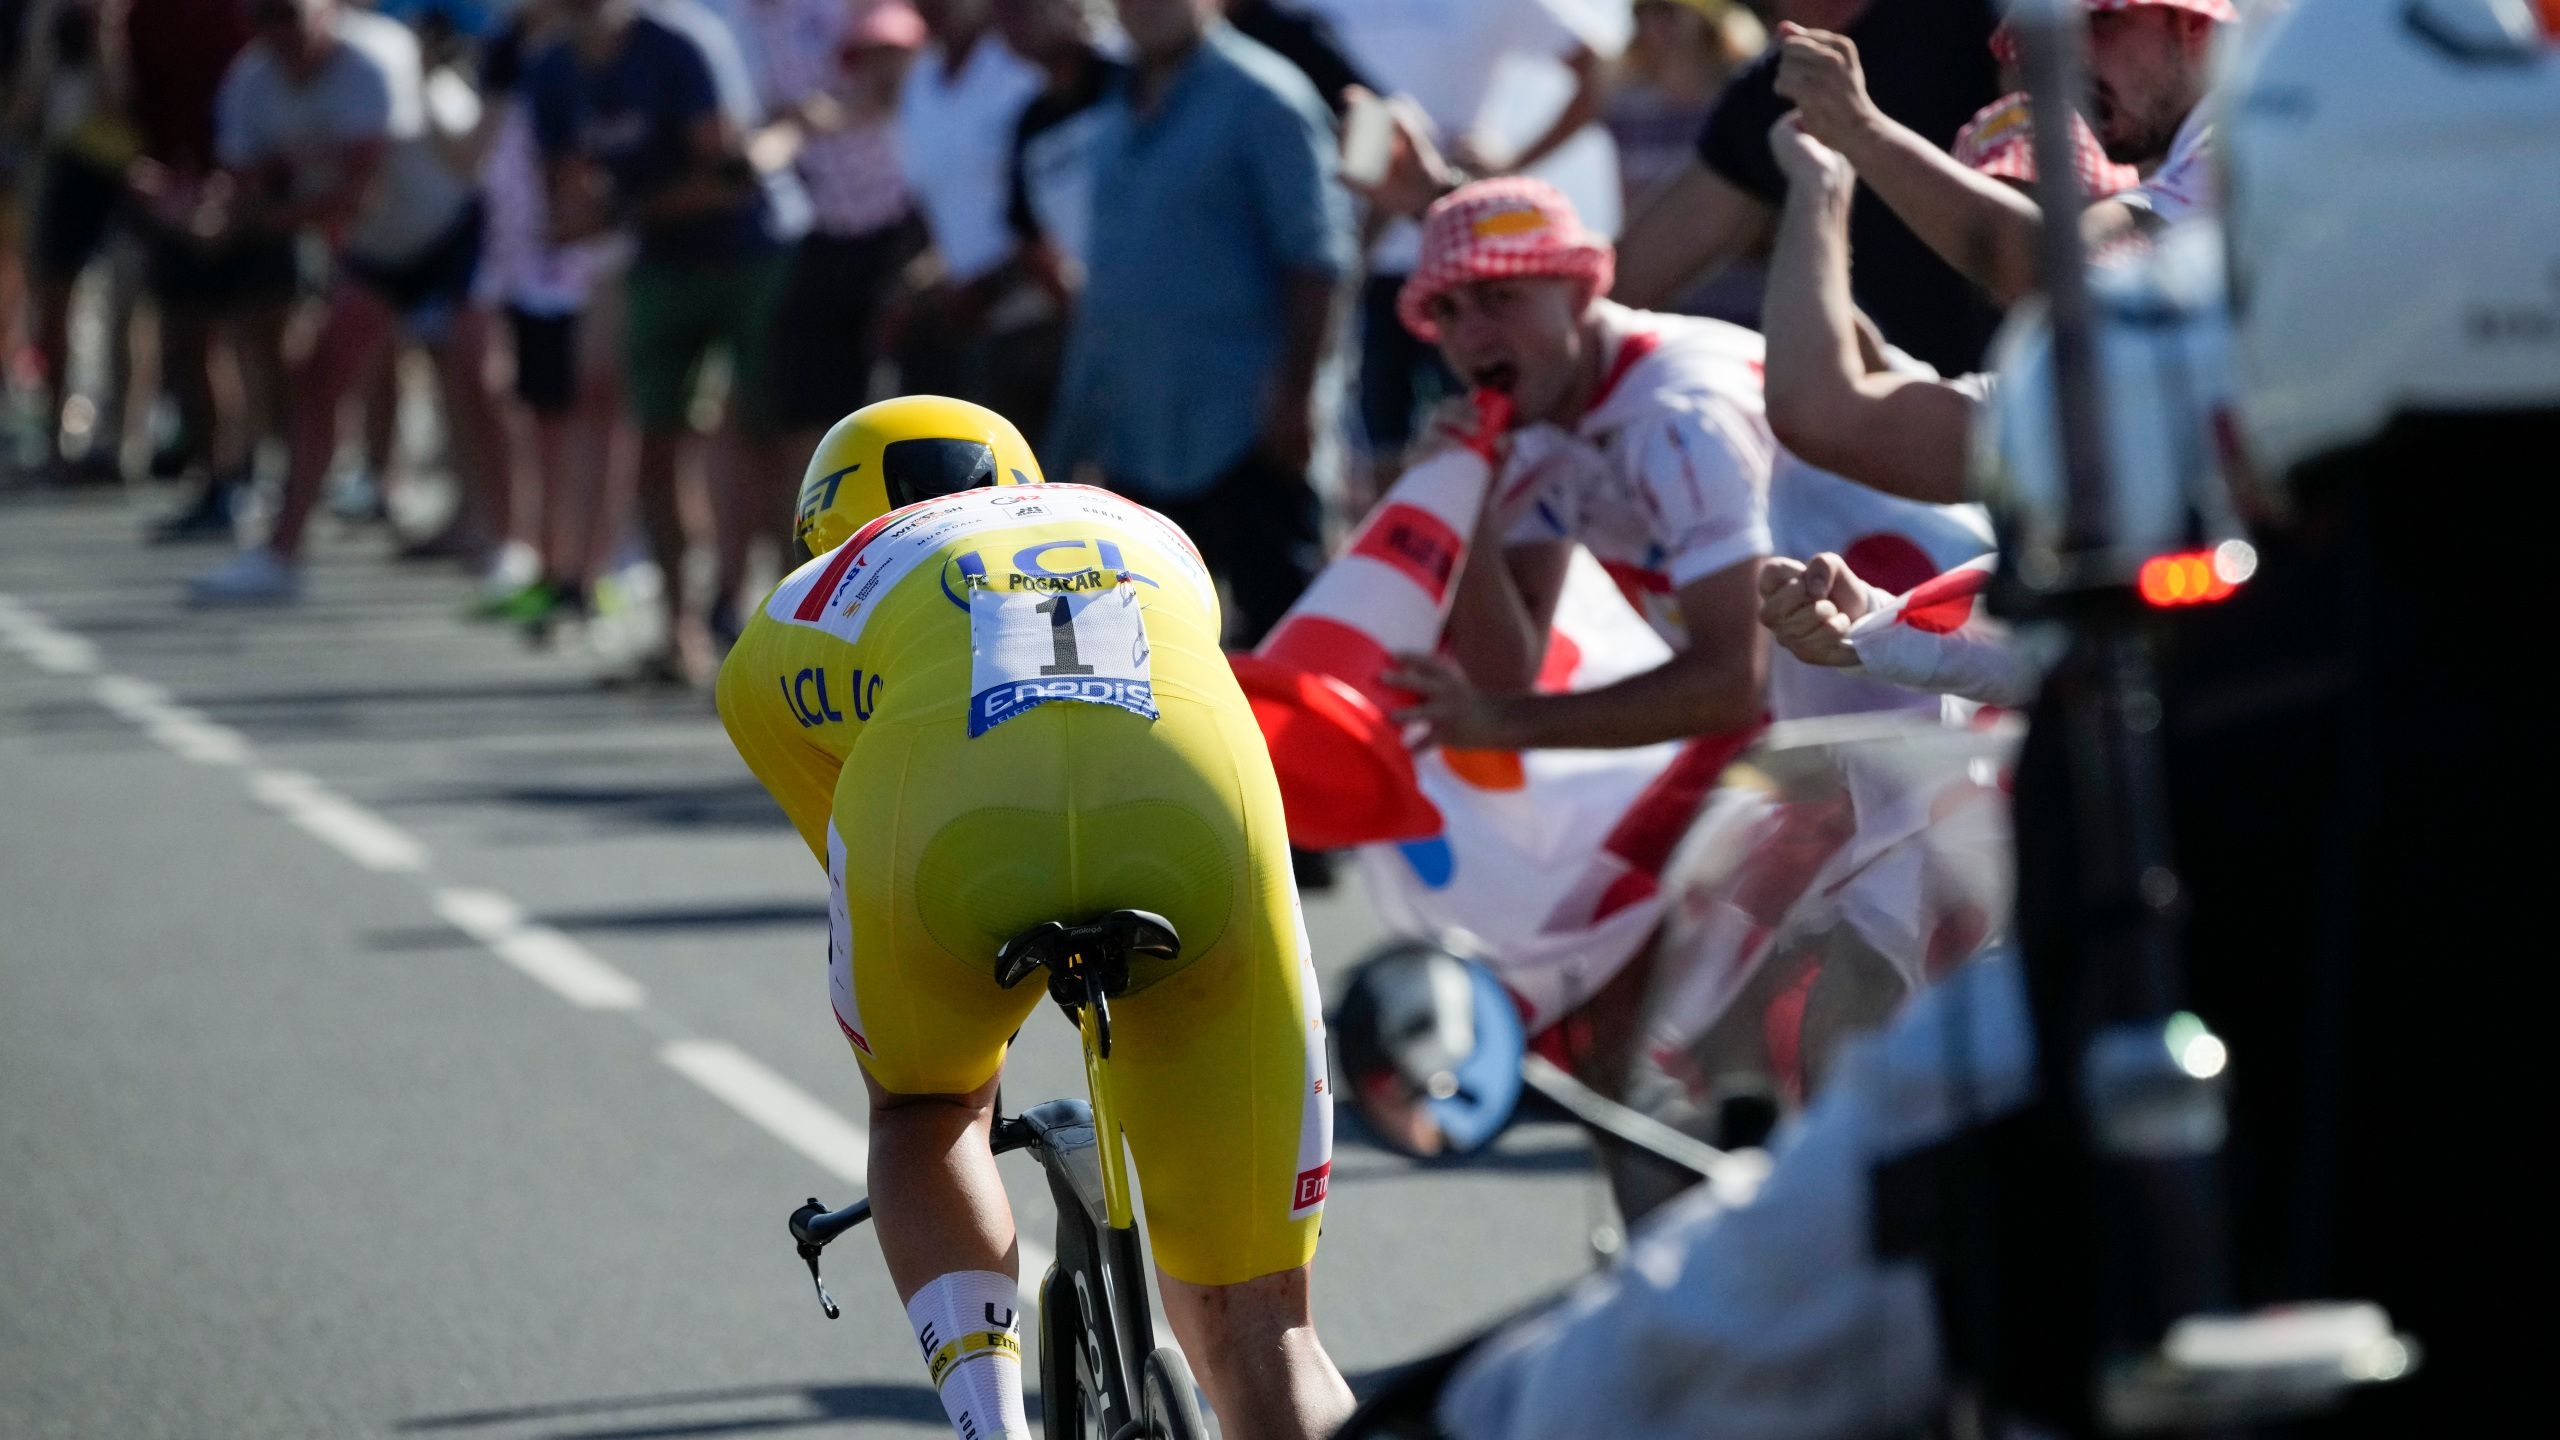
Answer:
[1397,177,1616,343]
[1989,0,2235,64]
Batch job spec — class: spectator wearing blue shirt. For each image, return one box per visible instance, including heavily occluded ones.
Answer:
[526,0,810,682]
[1049,0,1355,646]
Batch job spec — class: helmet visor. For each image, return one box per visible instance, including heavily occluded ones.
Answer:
[883,438,999,510]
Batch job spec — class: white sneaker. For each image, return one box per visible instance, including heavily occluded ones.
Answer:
[189,548,304,606]
[477,539,541,599]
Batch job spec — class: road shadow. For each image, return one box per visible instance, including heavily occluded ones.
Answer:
[368,901,828,954]
[397,1378,1044,1438]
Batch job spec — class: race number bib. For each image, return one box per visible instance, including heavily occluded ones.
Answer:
[967,582,1157,737]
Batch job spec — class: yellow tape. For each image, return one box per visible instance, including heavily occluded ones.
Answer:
[926,1329,1022,1388]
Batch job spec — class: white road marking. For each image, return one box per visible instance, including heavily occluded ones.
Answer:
[91,675,252,766]
[433,887,646,1011]
[143,712,253,766]
[0,594,100,674]
[246,769,429,873]
[12,591,1064,1315]
[661,1038,1054,1308]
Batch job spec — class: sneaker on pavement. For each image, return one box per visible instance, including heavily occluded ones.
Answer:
[326,465,387,522]
[146,486,239,545]
[189,548,304,605]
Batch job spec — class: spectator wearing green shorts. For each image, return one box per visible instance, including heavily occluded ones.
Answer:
[528,0,810,683]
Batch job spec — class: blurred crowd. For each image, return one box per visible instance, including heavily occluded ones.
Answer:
[9,0,2547,1435]
[0,0,2194,695]
[0,0,1793,684]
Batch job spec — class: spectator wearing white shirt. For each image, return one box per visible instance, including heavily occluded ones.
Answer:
[893,0,1041,405]
[190,0,511,606]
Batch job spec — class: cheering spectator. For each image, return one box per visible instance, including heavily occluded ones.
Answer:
[742,0,925,467]
[13,0,140,483]
[1602,0,1766,323]
[1613,0,2001,376]
[117,0,297,542]
[1772,0,2228,306]
[1381,177,1989,750]
[189,0,508,606]
[1049,0,1353,645]
[524,0,809,681]
[468,0,631,634]
[1382,177,1774,751]
[1756,106,2138,505]
[1314,0,1626,474]
[894,0,1042,405]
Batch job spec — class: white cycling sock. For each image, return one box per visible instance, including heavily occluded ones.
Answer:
[905,1270,1031,1440]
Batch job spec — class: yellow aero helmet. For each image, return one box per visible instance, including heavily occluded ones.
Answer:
[792,395,1044,555]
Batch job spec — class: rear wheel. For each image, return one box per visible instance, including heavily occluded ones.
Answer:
[1141,1347,1208,1440]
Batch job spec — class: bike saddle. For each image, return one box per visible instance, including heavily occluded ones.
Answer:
[994,909,1182,999]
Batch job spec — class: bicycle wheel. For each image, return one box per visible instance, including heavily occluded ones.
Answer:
[1038,1262,1094,1440]
[1141,1347,1208,1440]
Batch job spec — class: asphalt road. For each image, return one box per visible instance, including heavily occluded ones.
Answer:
[0,484,1607,1439]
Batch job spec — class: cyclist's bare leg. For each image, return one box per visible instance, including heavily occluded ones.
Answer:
[862,1068,1033,1439]
[1159,1265,1353,1440]
[859,1068,1019,1297]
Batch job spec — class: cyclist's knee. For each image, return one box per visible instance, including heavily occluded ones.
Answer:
[1158,1264,1317,1341]
[861,1066,1001,1121]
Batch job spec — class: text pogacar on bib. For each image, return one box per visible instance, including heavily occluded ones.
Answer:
[967,581,1157,737]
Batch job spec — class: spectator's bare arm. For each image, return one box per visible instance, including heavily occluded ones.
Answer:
[1261,268,1337,471]
[1241,84,1354,472]
[1609,159,1773,310]
[1437,505,1574,697]
[1393,557,1768,749]
[1761,116,1973,503]
[1493,42,1607,175]
[247,138,387,237]
[1775,22,2142,307]
[629,109,758,222]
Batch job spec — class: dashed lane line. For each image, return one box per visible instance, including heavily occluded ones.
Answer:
[0,594,99,674]
[0,592,968,1289]
[247,768,433,873]
[433,887,647,1011]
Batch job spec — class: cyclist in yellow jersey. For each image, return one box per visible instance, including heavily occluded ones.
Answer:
[716,397,1354,1440]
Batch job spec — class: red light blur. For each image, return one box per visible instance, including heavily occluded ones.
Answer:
[2137,550,2241,608]
[2140,543,2242,599]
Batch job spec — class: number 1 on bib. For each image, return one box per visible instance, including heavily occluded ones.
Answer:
[968,584,1157,737]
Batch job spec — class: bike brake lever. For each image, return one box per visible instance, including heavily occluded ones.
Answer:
[800,1242,841,1320]
[790,1198,842,1320]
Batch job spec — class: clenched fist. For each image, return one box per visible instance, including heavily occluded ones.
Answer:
[1757,553,1873,669]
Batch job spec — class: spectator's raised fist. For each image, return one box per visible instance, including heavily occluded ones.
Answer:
[1767,113,1852,193]
[1757,553,1871,669]
[1772,22,1883,155]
